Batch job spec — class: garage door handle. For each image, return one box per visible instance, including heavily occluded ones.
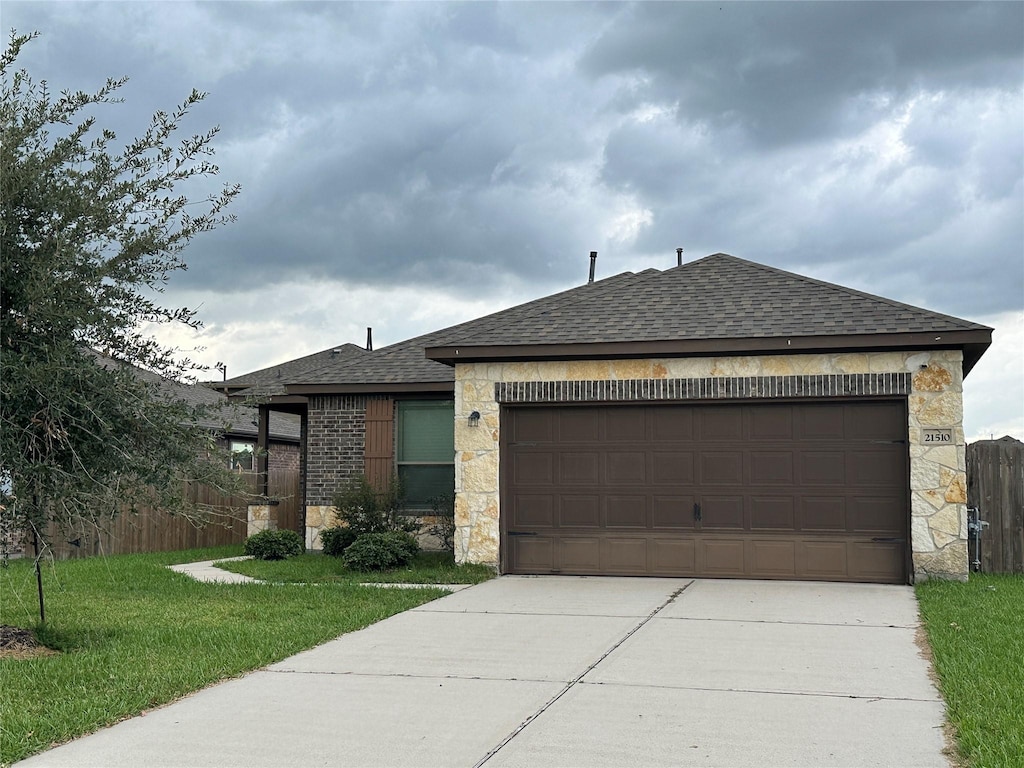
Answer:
[870,537,906,543]
[507,531,538,536]
[693,503,702,522]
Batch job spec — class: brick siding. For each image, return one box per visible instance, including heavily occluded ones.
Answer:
[495,373,912,404]
[306,395,367,507]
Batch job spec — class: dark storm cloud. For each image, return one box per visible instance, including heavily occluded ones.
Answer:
[4,1,1022,319]
[582,2,1024,147]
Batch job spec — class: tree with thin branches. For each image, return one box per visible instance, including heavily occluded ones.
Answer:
[1,32,245,621]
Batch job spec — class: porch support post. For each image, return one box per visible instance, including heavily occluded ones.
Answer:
[257,404,270,498]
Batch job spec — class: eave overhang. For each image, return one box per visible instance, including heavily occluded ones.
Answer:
[425,329,993,377]
[285,381,455,396]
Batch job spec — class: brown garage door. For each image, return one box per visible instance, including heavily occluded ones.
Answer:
[503,401,909,583]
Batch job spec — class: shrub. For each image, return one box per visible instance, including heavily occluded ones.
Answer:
[382,530,420,563]
[331,474,419,537]
[244,529,304,561]
[424,493,456,552]
[343,532,418,572]
[319,526,358,558]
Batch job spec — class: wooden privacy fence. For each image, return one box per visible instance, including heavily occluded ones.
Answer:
[43,468,302,560]
[967,437,1024,574]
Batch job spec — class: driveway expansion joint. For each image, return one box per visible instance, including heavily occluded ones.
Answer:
[472,582,693,768]
[660,615,919,630]
[576,679,943,703]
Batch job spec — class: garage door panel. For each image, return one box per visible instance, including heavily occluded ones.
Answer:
[700,452,744,484]
[511,537,555,571]
[558,410,599,442]
[650,539,696,575]
[559,452,600,484]
[514,453,554,485]
[700,539,747,576]
[802,541,849,579]
[512,495,554,528]
[605,407,647,441]
[750,540,797,577]
[849,497,906,533]
[602,537,648,573]
[700,407,743,440]
[653,408,694,441]
[513,410,553,442]
[799,405,845,440]
[652,496,696,529]
[651,451,695,484]
[802,452,846,485]
[701,496,745,530]
[850,450,905,487]
[606,496,648,528]
[799,497,847,531]
[846,401,906,441]
[749,406,794,440]
[560,496,600,528]
[607,451,646,484]
[560,538,601,572]
[750,496,795,530]
[849,542,905,583]
[504,403,908,583]
[749,451,795,484]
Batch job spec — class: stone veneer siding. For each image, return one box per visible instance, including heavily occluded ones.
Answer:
[304,395,366,549]
[454,351,968,581]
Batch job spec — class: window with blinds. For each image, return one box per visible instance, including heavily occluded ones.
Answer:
[396,400,455,510]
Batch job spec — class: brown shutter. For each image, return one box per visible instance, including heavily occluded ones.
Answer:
[364,397,394,492]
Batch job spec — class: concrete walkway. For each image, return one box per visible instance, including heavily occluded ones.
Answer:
[168,556,258,584]
[167,557,473,592]
[17,577,949,768]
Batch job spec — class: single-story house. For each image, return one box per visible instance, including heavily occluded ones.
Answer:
[226,253,991,583]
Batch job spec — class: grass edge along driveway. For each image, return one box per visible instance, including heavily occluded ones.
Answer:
[916,573,1024,768]
[0,545,450,766]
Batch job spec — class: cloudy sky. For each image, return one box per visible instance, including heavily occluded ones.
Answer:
[6,1,1023,440]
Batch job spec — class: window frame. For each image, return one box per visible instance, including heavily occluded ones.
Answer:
[395,399,455,511]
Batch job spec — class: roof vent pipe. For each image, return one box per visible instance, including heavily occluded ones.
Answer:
[676,247,684,267]
[366,327,373,351]
[588,251,598,284]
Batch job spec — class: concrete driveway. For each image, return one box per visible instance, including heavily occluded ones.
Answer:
[18,577,949,768]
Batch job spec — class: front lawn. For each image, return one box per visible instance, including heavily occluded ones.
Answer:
[0,546,447,765]
[216,550,496,585]
[916,573,1024,768]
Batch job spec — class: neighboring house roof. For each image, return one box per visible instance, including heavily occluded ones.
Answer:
[218,342,367,397]
[424,254,991,372]
[92,351,301,441]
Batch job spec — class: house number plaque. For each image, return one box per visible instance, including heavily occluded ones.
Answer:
[923,429,953,444]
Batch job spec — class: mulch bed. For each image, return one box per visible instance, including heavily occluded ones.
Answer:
[0,624,58,660]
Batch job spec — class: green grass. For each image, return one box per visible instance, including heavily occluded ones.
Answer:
[0,546,448,766]
[216,550,496,585]
[916,573,1024,768]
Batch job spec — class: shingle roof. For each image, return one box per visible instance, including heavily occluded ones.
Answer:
[292,270,650,387]
[422,253,991,374]
[429,254,990,347]
[235,253,991,393]
[220,343,367,394]
[91,351,301,440]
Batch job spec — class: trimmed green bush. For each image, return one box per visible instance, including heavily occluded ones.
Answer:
[244,529,304,561]
[319,526,357,558]
[343,532,418,572]
[383,530,420,563]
